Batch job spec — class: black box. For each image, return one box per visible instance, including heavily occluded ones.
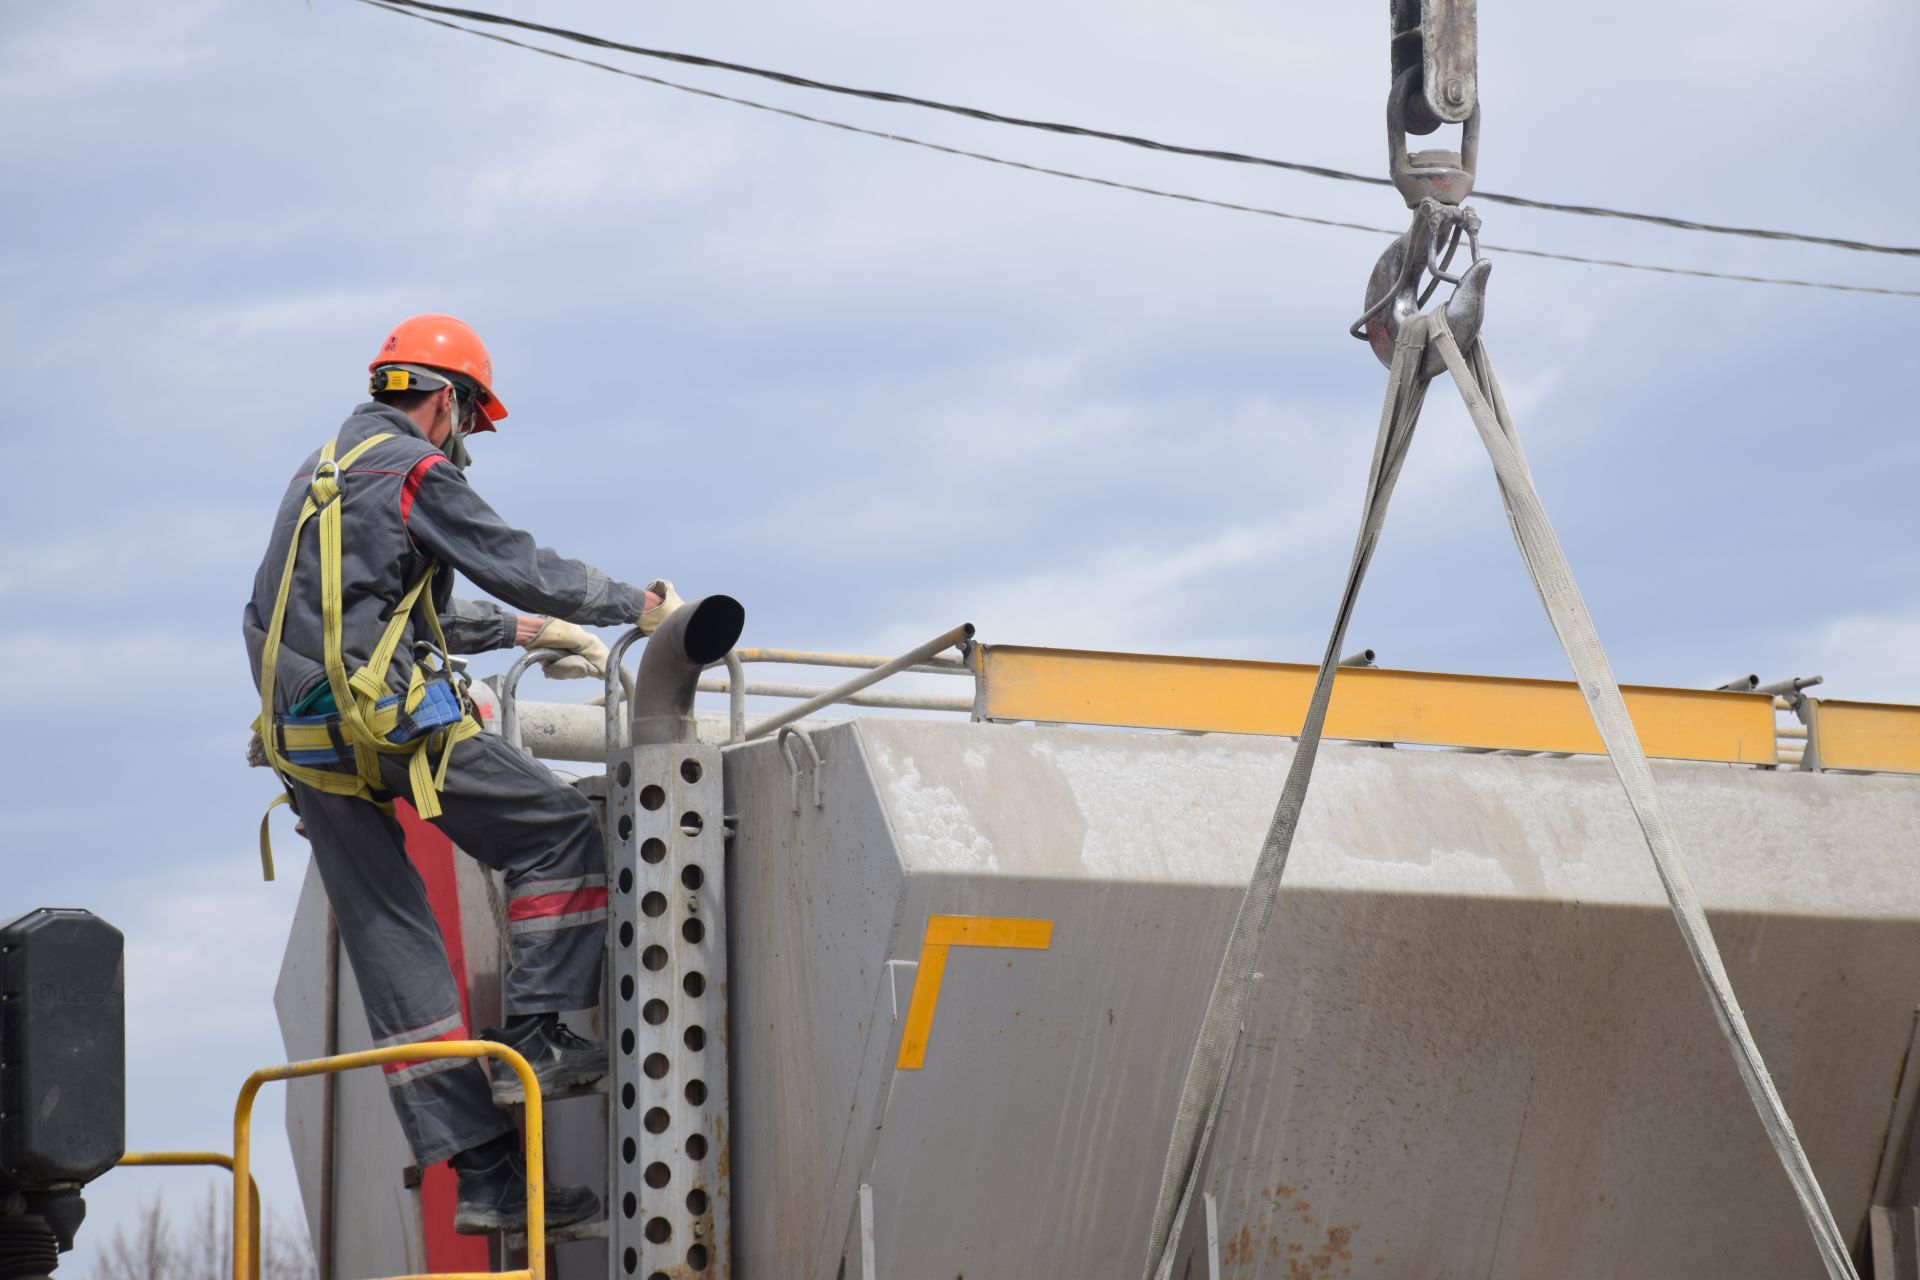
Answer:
[0,910,125,1190]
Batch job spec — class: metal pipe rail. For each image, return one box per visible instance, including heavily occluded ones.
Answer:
[118,1151,261,1280]
[232,1041,545,1280]
[740,624,975,741]
[698,677,972,712]
[500,647,567,753]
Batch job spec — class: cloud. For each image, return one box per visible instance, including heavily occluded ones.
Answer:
[1801,606,1920,703]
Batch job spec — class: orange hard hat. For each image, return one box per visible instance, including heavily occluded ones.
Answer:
[369,313,508,427]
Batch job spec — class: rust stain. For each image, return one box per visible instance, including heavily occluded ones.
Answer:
[1282,1223,1361,1280]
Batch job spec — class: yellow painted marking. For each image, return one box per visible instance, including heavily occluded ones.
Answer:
[896,913,1053,1070]
[1812,700,1920,775]
[976,644,1780,765]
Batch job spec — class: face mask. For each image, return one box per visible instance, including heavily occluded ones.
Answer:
[442,391,474,471]
[444,423,474,472]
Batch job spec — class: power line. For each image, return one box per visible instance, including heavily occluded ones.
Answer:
[359,1,1920,300]
[364,0,1920,261]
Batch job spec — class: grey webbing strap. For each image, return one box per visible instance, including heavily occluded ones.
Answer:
[1144,309,1858,1280]
[1429,312,1858,1280]
[1142,318,1432,1278]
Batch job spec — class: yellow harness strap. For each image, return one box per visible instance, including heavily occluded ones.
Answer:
[255,434,483,876]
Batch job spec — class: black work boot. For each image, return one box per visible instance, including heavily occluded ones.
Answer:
[481,1013,609,1106]
[450,1134,601,1235]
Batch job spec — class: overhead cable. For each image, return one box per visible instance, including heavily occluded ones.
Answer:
[361,2,1920,300]
[363,0,1920,260]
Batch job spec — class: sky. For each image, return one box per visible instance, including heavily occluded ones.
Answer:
[2,0,1917,1272]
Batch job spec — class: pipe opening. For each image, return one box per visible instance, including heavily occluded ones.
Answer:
[678,595,745,666]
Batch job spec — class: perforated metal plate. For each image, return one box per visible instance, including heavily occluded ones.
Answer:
[605,742,729,1279]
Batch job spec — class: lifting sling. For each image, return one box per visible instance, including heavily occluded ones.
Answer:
[253,433,483,879]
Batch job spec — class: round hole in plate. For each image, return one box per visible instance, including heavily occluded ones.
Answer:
[682,917,704,945]
[621,1245,635,1274]
[642,891,667,918]
[680,759,702,784]
[643,1052,669,1080]
[686,1133,708,1161]
[681,864,704,891]
[684,1024,706,1052]
[685,1078,707,1106]
[617,814,633,841]
[642,945,668,972]
[622,1082,636,1109]
[643,999,669,1026]
[623,1192,637,1219]
[641,837,666,865]
[644,1217,672,1245]
[687,1242,710,1272]
[644,1107,670,1134]
[621,1137,636,1164]
[618,921,634,948]
[620,975,635,1001]
[639,784,666,811]
[683,971,705,998]
[620,1028,635,1055]
[644,1161,671,1189]
[616,762,632,788]
[618,867,634,894]
[686,1188,708,1216]
[679,812,704,837]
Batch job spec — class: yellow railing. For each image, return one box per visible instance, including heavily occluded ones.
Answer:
[118,1151,262,1280]
[232,1041,544,1280]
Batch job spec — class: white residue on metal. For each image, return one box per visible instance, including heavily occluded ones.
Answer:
[863,731,1000,872]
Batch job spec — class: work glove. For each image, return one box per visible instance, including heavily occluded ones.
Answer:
[637,579,684,635]
[528,617,610,680]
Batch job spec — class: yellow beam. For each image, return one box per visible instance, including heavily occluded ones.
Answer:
[974,645,1779,764]
[1812,700,1920,775]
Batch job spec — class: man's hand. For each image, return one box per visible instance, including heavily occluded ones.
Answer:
[637,579,685,635]
[526,617,610,680]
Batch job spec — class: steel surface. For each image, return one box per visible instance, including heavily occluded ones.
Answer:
[1813,699,1920,775]
[975,643,1780,762]
[724,717,1920,1279]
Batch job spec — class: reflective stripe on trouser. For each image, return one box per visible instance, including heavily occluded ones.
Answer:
[295,729,607,1166]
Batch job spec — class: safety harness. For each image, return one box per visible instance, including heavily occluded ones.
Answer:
[254,432,483,879]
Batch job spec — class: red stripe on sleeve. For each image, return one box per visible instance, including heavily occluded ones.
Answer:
[507,887,610,922]
[399,453,446,524]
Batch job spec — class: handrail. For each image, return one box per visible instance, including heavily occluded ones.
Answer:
[233,1041,545,1280]
[741,624,975,742]
[699,677,973,713]
[603,627,647,764]
[118,1151,261,1280]
[499,648,566,753]
[725,647,970,675]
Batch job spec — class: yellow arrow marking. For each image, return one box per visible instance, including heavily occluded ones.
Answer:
[896,914,1053,1070]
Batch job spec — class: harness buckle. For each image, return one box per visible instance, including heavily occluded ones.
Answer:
[308,457,344,507]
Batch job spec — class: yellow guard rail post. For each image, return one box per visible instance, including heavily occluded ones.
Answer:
[118,1151,262,1280]
[232,1041,544,1280]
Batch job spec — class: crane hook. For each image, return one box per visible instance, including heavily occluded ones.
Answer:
[1350,198,1491,380]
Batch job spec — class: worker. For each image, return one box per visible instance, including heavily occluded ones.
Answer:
[243,314,670,1234]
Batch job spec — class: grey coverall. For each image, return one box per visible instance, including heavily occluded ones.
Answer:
[243,402,650,1164]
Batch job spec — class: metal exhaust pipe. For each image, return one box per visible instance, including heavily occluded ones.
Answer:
[630,595,747,746]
